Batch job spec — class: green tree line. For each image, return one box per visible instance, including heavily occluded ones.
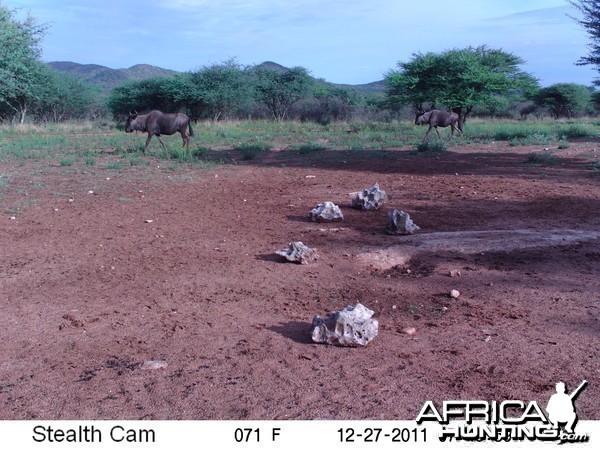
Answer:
[2,4,600,125]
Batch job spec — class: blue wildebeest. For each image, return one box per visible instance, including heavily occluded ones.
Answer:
[415,110,462,141]
[125,110,194,155]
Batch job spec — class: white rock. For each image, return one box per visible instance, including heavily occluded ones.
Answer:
[350,183,388,210]
[311,303,378,346]
[450,289,460,299]
[309,201,344,222]
[275,241,319,264]
[140,360,168,370]
[386,209,420,235]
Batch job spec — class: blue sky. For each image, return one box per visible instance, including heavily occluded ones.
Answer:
[3,0,598,86]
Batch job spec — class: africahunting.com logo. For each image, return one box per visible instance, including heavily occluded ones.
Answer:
[416,380,589,444]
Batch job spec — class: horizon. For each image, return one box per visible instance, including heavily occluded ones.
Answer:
[4,0,599,87]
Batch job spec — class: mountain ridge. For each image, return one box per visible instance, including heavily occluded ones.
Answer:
[46,61,385,95]
[47,61,179,91]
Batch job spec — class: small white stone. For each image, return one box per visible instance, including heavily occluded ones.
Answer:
[140,360,168,370]
[450,289,460,299]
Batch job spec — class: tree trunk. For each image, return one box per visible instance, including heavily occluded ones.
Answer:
[19,105,27,124]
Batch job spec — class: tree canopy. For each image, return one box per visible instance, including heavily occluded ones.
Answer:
[385,46,539,125]
[570,0,600,85]
[534,83,593,118]
[250,66,313,121]
[0,6,47,123]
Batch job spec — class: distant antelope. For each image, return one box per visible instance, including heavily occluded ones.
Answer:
[125,110,194,155]
[415,110,462,141]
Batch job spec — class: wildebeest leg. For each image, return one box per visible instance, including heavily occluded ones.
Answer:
[144,134,153,154]
[179,130,190,156]
[156,135,168,152]
[450,123,462,139]
[423,125,433,142]
[434,126,442,139]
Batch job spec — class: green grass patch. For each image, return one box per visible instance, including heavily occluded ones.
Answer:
[105,162,124,170]
[60,157,77,167]
[509,132,556,146]
[168,147,194,162]
[192,146,210,158]
[0,118,598,166]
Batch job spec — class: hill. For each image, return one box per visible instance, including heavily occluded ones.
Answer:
[47,60,385,96]
[46,62,178,92]
[336,80,386,96]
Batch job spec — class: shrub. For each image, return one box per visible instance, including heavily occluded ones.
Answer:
[417,140,447,153]
[234,143,271,160]
[298,143,327,154]
[509,132,555,146]
[526,152,558,165]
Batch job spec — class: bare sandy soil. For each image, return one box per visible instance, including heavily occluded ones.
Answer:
[1,141,599,420]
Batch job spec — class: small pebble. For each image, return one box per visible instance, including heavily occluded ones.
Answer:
[450,289,460,299]
[401,327,417,335]
[140,360,168,370]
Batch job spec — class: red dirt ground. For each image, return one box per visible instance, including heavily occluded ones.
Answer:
[1,141,599,420]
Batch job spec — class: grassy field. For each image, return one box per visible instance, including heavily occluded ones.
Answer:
[1,118,598,163]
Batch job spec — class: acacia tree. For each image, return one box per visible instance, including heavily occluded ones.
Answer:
[385,46,538,126]
[534,83,593,118]
[570,0,600,84]
[251,66,313,121]
[107,77,178,117]
[0,6,47,123]
[32,67,100,122]
[172,59,250,121]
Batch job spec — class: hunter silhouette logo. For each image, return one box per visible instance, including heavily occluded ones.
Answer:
[546,380,587,434]
[416,380,590,443]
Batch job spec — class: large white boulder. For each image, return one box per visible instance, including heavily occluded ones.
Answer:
[386,209,420,235]
[350,183,388,210]
[275,241,319,264]
[309,201,344,222]
[311,303,378,346]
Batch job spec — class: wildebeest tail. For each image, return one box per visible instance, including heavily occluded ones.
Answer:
[188,121,194,137]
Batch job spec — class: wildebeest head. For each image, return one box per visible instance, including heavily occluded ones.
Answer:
[125,112,143,133]
[415,110,432,125]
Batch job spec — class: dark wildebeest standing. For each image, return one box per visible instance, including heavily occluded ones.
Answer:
[415,110,462,141]
[125,110,194,155]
